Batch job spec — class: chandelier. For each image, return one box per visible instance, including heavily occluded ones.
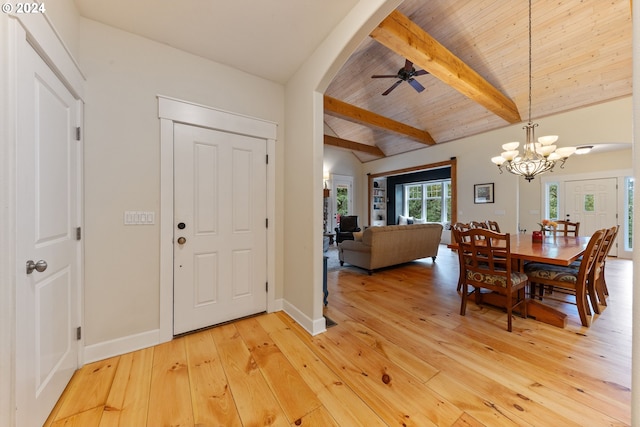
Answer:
[491,0,575,182]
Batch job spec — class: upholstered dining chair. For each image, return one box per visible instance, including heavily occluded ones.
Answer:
[458,228,528,332]
[334,215,361,244]
[524,228,606,327]
[469,220,489,229]
[587,225,619,313]
[486,220,501,232]
[451,223,471,292]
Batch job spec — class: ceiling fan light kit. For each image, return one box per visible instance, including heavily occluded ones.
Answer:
[492,0,575,182]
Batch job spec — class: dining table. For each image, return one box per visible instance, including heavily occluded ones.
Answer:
[507,233,590,269]
[449,232,591,328]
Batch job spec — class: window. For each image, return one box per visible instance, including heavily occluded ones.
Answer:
[407,185,423,218]
[336,185,349,216]
[545,182,559,220]
[583,194,595,212]
[404,180,451,223]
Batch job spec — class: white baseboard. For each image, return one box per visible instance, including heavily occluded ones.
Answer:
[83,300,320,364]
[269,297,284,312]
[283,299,326,336]
[83,329,160,364]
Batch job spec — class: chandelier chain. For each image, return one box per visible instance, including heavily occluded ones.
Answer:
[490,0,576,181]
[528,0,532,124]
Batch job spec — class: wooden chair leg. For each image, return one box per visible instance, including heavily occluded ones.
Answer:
[596,275,608,307]
[506,294,513,332]
[602,263,610,296]
[587,279,601,315]
[584,290,592,316]
[529,282,542,300]
[575,285,591,327]
[460,283,468,316]
[520,288,528,319]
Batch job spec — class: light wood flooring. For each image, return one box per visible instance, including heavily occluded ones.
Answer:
[45,247,632,426]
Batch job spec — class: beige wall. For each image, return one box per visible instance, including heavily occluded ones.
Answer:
[78,18,286,345]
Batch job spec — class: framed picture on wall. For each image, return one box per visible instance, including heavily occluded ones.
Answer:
[474,183,494,204]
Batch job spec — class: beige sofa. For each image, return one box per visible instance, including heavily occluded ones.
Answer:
[338,223,443,274]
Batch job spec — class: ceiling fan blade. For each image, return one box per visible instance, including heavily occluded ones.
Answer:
[413,69,429,76]
[371,74,399,78]
[404,59,414,72]
[407,78,425,93]
[382,80,403,96]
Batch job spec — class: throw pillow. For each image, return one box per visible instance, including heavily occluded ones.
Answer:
[398,215,414,225]
[413,218,426,224]
[353,231,364,241]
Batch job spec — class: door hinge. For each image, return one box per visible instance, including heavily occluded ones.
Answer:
[75,127,81,141]
[76,326,82,340]
[266,154,269,164]
[266,218,269,228]
[266,282,269,292]
[76,226,82,240]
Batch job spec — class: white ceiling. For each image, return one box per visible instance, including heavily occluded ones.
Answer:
[74,0,359,84]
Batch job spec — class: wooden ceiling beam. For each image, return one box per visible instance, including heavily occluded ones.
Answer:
[324,134,386,157]
[324,96,436,145]
[370,10,522,124]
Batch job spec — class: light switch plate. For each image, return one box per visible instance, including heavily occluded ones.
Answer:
[124,211,155,225]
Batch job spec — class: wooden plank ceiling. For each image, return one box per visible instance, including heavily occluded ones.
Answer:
[324,0,632,162]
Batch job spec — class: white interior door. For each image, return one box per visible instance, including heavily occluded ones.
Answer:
[564,178,618,255]
[16,44,81,426]
[173,123,267,335]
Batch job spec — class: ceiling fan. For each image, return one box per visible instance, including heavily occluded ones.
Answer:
[371,59,429,96]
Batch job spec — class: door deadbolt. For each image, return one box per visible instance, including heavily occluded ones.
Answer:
[177,222,186,229]
[177,237,186,245]
[26,260,47,274]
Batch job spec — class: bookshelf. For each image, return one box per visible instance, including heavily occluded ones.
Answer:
[371,178,387,226]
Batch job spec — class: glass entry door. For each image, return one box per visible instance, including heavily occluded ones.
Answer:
[331,174,354,232]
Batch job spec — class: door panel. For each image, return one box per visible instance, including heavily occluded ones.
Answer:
[16,44,80,427]
[173,124,267,335]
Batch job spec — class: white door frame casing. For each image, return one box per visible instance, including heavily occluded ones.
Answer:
[158,96,278,343]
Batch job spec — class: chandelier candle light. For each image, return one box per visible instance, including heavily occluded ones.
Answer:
[491,0,576,182]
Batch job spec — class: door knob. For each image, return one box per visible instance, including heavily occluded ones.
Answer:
[26,260,47,274]
[177,237,186,245]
